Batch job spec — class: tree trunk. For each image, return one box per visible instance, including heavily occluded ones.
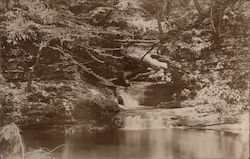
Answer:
[156,12,163,42]
[26,47,43,93]
[194,0,205,15]
[210,0,224,48]
[193,0,211,16]
[156,11,164,54]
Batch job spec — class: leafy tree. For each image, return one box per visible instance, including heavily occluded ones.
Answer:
[1,0,58,92]
[140,0,171,44]
[209,0,241,47]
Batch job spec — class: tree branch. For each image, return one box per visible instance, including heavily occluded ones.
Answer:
[210,0,217,33]
[193,0,210,16]
[114,39,158,44]
[86,51,105,64]
[99,53,123,59]
[26,43,44,92]
[141,41,160,62]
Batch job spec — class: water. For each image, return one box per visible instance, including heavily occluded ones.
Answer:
[118,89,147,109]
[22,84,249,159]
[118,88,168,130]
[117,83,183,109]
[22,128,249,159]
[123,112,166,130]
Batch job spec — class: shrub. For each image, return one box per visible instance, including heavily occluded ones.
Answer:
[3,0,57,45]
[182,78,248,122]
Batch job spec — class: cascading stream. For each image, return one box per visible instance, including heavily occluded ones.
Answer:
[117,84,168,130]
[123,112,167,130]
[118,89,140,109]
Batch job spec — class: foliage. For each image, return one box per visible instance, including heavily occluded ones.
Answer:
[2,0,57,45]
[5,17,40,45]
[140,0,170,16]
[90,7,114,26]
[0,0,249,128]
[0,82,27,124]
[182,78,248,118]
[157,0,250,122]
[20,0,57,24]
[73,92,120,123]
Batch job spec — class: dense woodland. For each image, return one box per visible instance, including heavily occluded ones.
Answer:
[0,0,249,137]
[0,0,249,158]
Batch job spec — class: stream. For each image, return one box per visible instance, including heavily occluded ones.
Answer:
[22,83,249,159]
[22,128,248,159]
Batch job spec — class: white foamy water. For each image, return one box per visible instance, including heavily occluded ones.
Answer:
[118,88,167,130]
[123,112,166,130]
[118,89,143,109]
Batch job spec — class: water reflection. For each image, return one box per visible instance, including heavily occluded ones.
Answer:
[22,129,249,159]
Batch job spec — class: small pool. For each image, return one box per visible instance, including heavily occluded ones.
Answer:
[22,128,249,159]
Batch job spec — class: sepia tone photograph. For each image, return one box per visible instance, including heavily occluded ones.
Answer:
[0,0,249,159]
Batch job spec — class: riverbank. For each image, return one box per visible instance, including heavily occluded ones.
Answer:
[165,106,249,133]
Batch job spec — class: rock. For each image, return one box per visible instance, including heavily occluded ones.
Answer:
[170,116,178,120]
[0,123,24,159]
[27,91,50,103]
[112,72,130,87]
[73,96,119,124]
[117,95,124,105]
[157,101,182,109]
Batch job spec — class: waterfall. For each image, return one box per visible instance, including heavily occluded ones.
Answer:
[123,116,142,129]
[117,84,167,130]
[118,89,140,108]
[123,112,166,130]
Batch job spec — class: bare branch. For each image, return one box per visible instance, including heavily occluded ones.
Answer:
[114,39,158,44]
[86,51,105,64]
[141,41,160,62]
[99,53,123,59]
[210,0,217,33]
